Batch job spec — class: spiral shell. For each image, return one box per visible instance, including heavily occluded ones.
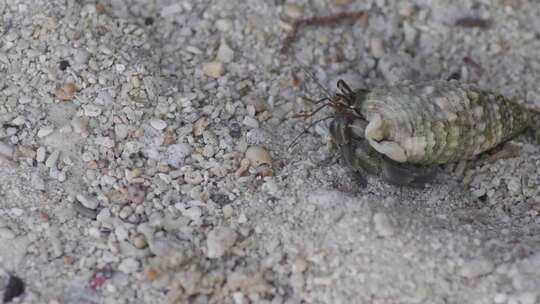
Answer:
[353,80,536,165]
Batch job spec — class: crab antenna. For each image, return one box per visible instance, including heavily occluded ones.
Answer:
[300,95,331,105]
[299,65,334,100]
[293,101,335,119]
[287,116,335,150]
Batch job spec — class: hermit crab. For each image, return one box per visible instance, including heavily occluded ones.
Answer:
[299,79,539,186]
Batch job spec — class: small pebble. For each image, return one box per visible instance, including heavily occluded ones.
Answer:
[150,119,167,130]
[193,116,209,136]
[203,61,224,78]
[0,227,16,240]
[18,96,31,105]
[222,205,234,218]
[36,147,46,163]
[292,257,308,273]
[95,3,107,14]
[73,201,98,219]
[217,42,234,63]
[76,194,99,210]
[163,130,176,145]
[0,141,14,158]
[166,143,192,168]
[10,116,25,126]
[494,293,507,303]
[114,124,129,140]
[245,146,272,167]
[83,105,102,117]
[55,82,78,101]
[378,52,419,84]
[115,226,129,241]
[10,208,24,217]
[284,4,303,19]
[161,3,183,17]
[185,45,203,54]
[31,173,46,191]
[145,268,159,281]
[184,171,203,185]
[183,206,202,223]
[229,123,242,138]
[45,150,60,168]
[96,208,113,226]
[148,237,172,256]
[15,146,36,159]
[237,213,247,224]
[71,117,89,135]
[232,292,245,304]
[206,226,237,258]
[246,98,268,113]
[459,258,494,278]
[471,188,486,198]
[118,258,140,274]
[88,227,101,238]
[242,116,259,128]
[202,144,215,158]
[37,126,54,138]
[115,63,126,73]
[132,234,147,249]
[398,2,415,17]
[373,212,395,237]
[215,18,233,32]
[370,37,385,59]
[118,206,134,219]
[73,50,90,65]
[125,185,146,204]
[506,177,521,194]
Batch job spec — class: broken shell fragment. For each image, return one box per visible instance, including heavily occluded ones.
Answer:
[245,146,272,167]
[55,82,79,101]
[193,116,209,137]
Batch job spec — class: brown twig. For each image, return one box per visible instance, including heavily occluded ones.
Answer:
[281,11,367,54]
[455,17,493,29]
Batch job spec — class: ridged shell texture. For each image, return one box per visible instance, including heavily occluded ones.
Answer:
[357,81,534,165]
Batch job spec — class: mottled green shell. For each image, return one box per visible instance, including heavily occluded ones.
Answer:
[356,80,535,165]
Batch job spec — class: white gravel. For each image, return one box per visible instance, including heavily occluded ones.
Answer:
[0,0,539,303]
[206,226,238,259]
[459,258,495,278]
[373,212,396,237]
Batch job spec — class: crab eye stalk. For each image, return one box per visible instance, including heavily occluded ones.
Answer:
[337,79,353,95]
[336,80,371,109]
[337,80,355,105]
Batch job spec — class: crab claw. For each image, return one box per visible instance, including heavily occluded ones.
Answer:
[364,114,408,163]
[368,140,407,163]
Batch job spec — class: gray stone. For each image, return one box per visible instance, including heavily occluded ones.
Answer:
[207,226,237,258]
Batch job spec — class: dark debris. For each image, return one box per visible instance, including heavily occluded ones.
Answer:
[455,17,493,29]
[3,275,25,303]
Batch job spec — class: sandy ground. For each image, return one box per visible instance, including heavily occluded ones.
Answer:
[0,0,539,303]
